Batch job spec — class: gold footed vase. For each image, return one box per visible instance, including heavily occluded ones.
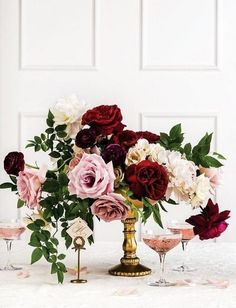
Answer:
[109,211,151,277]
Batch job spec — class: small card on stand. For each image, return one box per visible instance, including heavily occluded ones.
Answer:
[66,218,93,240]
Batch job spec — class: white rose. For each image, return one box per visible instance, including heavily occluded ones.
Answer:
[52,94,88,138]
[125,139,150,166]
[190,174,211,209]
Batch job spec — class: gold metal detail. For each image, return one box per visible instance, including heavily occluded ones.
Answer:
[109,211,151,277]
[70,236,87,284]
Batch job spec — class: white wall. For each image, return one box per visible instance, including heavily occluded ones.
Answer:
[0,0,235,241]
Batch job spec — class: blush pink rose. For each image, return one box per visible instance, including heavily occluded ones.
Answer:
[17,166,47,209]
[199,167,222,192]
[91,193,129,222]
[68,153,115,199]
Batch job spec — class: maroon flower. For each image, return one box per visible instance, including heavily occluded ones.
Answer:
[136,131,160,143]
[186,199,230,240]
[111,130,138,151]
[4,152,25,176]
[75,128,97,149]
[102,144,126,167]
[126,160,169,201]
[81,105,125,136]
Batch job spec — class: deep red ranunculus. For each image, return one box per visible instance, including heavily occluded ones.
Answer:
[4,152,25,176]
[136,131,160,143]
[111,130,138,152]
[186,199,230,240]
[101,144,126,167]
[75,128,97,148]
[126,160,169,201]
[81,105,125,136]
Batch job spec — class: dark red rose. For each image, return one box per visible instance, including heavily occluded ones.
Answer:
[4,152,25,176]
[126,160,169,201]
[81,105,125,136]
[186,199,230,240]
[75,128,97,148]
[136,131,160,143]
[111,130,138,151]
[102,144,126,167]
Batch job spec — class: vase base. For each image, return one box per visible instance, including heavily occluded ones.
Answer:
[109,263,151,277]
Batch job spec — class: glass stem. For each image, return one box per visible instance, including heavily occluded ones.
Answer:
[181,240,189,268]
[5,239,13,268]
[158,253,166,282]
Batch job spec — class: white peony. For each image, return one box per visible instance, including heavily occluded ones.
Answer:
[190,174,211,209]
[165,152,198,203]
[148,143,168,165]
[52,94,88,138]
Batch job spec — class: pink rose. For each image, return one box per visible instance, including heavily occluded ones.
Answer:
[199,167,222,192]
[17,167,47,209]
[91,193,130,222]
[68,153,115,199]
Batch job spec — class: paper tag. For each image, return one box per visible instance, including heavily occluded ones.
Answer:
[66,218,93,240]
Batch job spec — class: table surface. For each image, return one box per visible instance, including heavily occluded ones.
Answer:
[0,240,236,308]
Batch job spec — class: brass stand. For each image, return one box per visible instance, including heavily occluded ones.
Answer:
[109,212,151,277]
[70,236,87,284]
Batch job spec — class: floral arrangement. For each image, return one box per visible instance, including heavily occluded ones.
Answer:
[0,95,230,282]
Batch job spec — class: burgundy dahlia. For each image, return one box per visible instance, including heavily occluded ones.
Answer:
[136,131,160,143]
[126,160,169,201]
[81,104,125,136]
[75,128,97,149]
[186,199,230,240]
[111,130,138,152]
[4,151,25,176]
[102,144,126,167]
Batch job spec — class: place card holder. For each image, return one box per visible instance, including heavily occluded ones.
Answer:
[70,236,87,284]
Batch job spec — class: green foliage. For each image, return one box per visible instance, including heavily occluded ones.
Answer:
[142,198,163,228]
[159,124,184,151]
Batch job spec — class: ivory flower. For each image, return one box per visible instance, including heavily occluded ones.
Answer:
[190,174,211,209]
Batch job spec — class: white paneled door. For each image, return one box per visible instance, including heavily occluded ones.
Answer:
[0,0,235,241]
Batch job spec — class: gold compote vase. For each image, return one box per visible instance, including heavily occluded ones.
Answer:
[109,209,151,277]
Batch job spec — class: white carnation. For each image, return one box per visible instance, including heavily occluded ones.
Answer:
[52,94,88,138]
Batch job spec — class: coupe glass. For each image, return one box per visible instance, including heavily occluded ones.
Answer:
[167,220,195,272]
[142,229,182,287]
[0,219,25,270]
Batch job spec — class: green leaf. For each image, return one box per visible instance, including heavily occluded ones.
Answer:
[43,179,59,193]
[25,143,35,148]
[57,262,67,273]
[41,230,51,241]
[57,270,64,284]
[34,136,42,144]
[49,151,61,159]
[58,173,69,186]
[57,131,67,138]
[45,128,54,134]
[142,204,152,223]
[51,262,58,274]
[184,143,192,155]
[204,156,223,167]
[170,124,181,140]
[51,237,59,246]
[55,124,67,132]
[213,152,226,160]
[27,223,40,231]
[42,246,49,260]
[29,232,41,247]
[46,118,54,127]
[17,199,25,208]
[58,254,66,260]
[34,219,45,227]
[65,235,72,249]
[10,176,17,184]
[152,205,163,228]
[34,144,41,152]
[164,198,178,205]
[31,248,43,264]
[159,132,169,146]
[48,109,54,120]
[159,201,168,212]
[41,143,48,152]
[0,183,15,189]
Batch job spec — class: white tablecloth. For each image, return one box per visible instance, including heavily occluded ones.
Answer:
[0,241,235,308]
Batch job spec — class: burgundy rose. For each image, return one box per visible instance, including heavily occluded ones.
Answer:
[186,199,230,240]
[111,130,138,151]
[75,128,97,148]
[4,152,25,176]
[102,144,126,167]
[126,160,169,201]
[81,105,125,136]
[136,131,160,143]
